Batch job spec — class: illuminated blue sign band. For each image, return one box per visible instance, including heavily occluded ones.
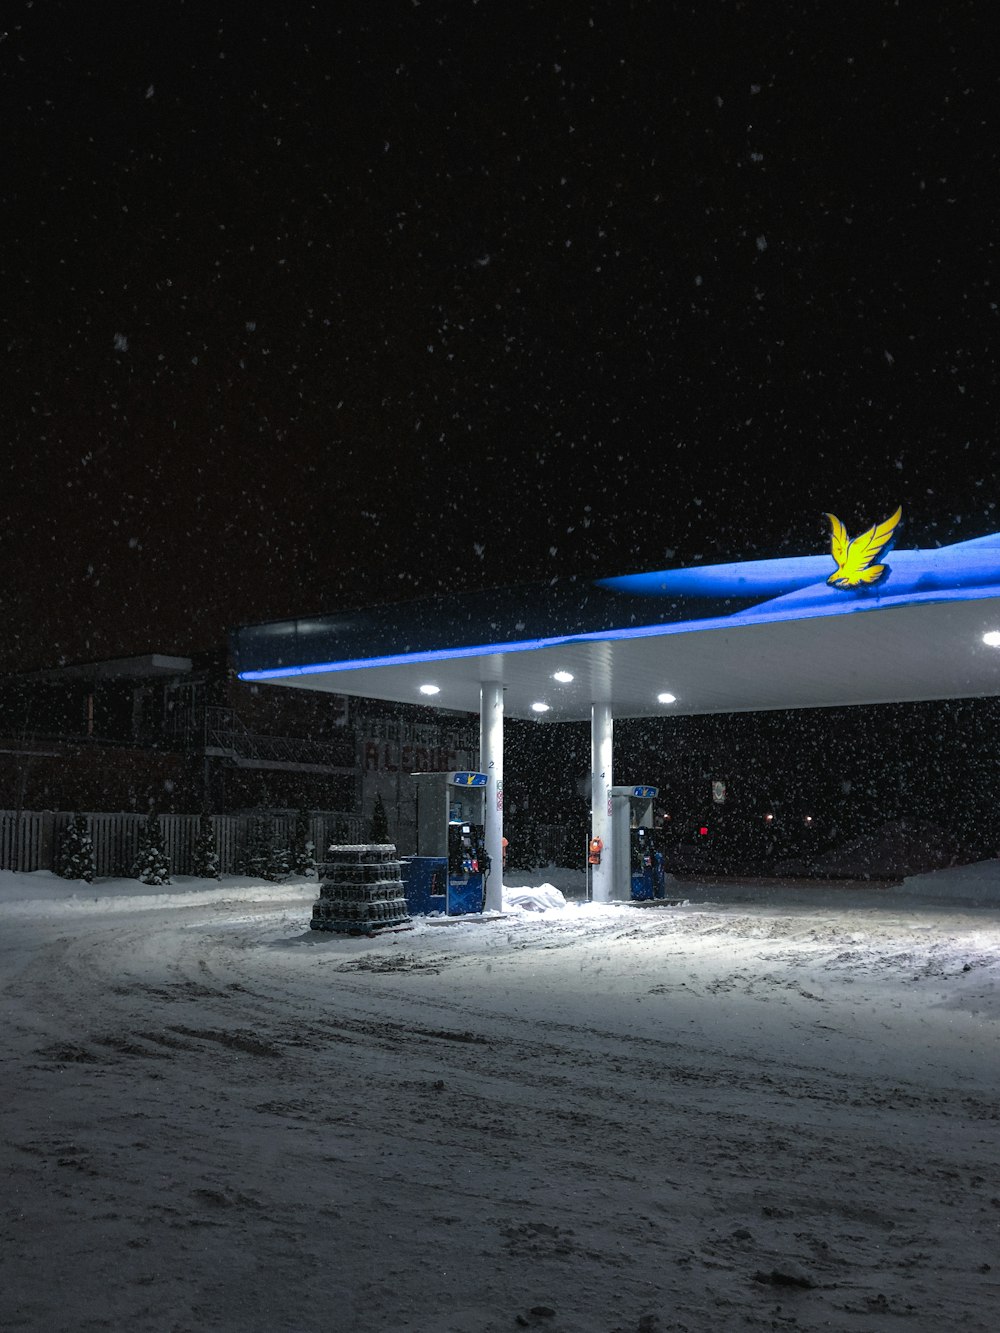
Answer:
[234,529,1000,683]
[238,633,586,680]
[238,580,1000,682]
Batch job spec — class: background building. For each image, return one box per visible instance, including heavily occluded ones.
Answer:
[0,649,476,854]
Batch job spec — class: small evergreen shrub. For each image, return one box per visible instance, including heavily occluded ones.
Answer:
[265,838,291,882]
[57,814,95,883]
[368,792,390,844]
[132,810,171,885]
[192,813,220,879]
[239,815,290,882]
[291,808,316,876]
[239,815,272,879]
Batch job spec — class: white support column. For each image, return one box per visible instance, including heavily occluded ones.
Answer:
[480,681,504,913]
[590,701,613,903]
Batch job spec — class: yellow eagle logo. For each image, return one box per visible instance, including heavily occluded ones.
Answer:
[825,506,902,589]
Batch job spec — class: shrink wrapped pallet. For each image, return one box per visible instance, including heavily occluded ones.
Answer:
[310,844,411,934]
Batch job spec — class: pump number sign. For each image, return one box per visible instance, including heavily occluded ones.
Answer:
[450,771,488,787]
[632,785,658,799]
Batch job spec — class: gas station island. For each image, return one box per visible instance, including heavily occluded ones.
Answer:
[231,512,1000,911]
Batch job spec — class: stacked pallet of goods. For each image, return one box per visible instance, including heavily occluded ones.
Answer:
[310,843,411,934]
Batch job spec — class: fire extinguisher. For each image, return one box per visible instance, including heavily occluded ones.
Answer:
[588,836,603,866]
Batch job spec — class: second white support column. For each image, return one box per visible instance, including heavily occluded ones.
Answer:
[590,701,613,903]
[480,680,504,913]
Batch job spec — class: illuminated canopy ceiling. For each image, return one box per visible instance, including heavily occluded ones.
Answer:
[231,528,1000,722]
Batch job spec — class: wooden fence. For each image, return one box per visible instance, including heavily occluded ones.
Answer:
[0,810,365,878]
[1,810,584,878]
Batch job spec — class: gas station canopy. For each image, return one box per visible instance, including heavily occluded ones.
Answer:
[232,517,1000,909]
[232,530,1000,722]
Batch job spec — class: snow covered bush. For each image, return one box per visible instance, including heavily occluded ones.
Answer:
[239,815,271,879]
[291,807,317,876]
[367,792,390,843]
[265,839,291,882]
[239,815,289,882]
[192,813,220,879]
[131,810,171,885]
[57,814,95,883]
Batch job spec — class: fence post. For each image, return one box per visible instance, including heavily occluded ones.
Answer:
[39,812,56,873]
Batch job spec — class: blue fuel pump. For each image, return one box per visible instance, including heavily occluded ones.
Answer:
[609,784,665,900]
[402,771,490,916]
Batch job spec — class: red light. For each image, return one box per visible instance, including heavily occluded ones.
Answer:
[699,826,708,836]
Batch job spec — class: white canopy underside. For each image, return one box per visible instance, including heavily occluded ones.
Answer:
[259,596,1000,721]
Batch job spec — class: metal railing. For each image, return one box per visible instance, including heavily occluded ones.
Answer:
[166,705,355,770]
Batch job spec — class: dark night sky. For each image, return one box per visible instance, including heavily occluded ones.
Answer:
[2,1,997,670]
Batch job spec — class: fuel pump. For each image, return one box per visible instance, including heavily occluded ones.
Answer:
[403,771,490,915]
[609,784,661,901]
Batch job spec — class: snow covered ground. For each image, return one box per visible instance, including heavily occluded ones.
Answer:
[2,862,999,1332]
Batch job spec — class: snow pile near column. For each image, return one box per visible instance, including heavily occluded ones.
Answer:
[501,882,569,913]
